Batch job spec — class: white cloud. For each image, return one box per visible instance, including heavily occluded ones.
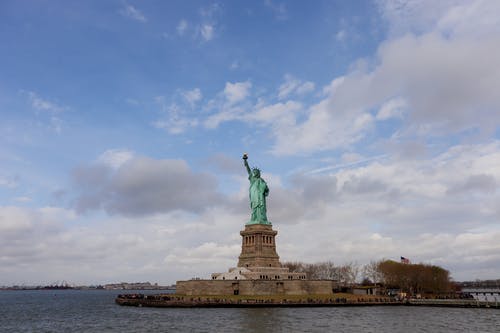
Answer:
[0,206,33,232]
[341,152,363,164]
[278,141,500,279]
[378,0,500,47]
[153,94,199,134]
[203,82,304,130]
[24,91,67,133]
[280,76,301,98]
[376,97,407,120]
[72,155,221,216]
[182,88,202,107]
[271,103,375,155]
[382,33,499,130]
[246,101,302,125]
[153,1,499,157]
[436,0,500,38]
[307,154,387,175]
[265,0,288,20]
[199,3,221,18]
[377,0,467,36]
[119,4,147,22]
[194,4,221,42]
[6,0,500,285]
[322,76,345,95]
[264,0,500,155]
[154,117,197,134]
[296,81,315,95]
[97,149,135,169]
[177,19,188,35]
[200,24,214,41]
[0,204,246,285]
[224,81,252,105]
[27,91,66,114]
[164,242,240,267]
[203,105,246,129]
[174,5,220,43]
[3,141,500,284]
[278,75,315,100]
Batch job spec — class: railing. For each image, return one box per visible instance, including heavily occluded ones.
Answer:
[409,298,500,308]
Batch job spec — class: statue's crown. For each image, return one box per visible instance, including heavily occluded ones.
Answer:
[252,167,260,173]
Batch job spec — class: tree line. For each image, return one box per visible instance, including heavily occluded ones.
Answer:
[283,259,453,295]
[369,259,453,294]
[282,261,359,285]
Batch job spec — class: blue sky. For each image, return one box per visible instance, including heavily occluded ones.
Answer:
[1,0,500,285]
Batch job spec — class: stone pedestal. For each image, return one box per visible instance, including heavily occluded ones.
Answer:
[238,224,281,268]
[211,223,306,281]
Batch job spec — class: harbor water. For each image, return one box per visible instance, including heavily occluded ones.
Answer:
[1,290,499,332]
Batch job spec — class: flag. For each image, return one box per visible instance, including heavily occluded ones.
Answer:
[400,256,410,264]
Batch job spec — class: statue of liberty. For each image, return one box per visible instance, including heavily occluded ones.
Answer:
[243,153,271,225]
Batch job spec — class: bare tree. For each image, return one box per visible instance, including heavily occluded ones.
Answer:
[337,262,359,285]
[363,260,384,284]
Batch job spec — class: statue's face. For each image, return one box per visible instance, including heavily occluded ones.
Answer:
[252,169,260,177]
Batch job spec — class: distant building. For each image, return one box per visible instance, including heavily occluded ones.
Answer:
[462,288,500,302]
[104,282,170,290]
[352,286,380,295]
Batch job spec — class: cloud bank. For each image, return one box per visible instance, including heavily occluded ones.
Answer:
[72,155,221,216]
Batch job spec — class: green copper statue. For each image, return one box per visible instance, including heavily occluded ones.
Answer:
[243,153,271,225]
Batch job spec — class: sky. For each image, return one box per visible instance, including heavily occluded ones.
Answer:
[1,0,500,286]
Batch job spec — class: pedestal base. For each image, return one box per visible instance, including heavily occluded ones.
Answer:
[238,224,280,268]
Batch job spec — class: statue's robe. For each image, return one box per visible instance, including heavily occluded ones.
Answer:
[248,175,269,224]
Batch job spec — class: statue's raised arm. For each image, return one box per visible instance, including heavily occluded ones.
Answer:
[243,153,251,177]
[242,153,271,225]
